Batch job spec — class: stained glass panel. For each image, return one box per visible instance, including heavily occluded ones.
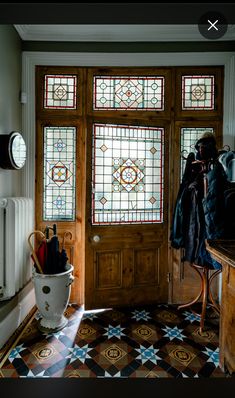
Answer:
[43,127,76,220]
[93,76,164,110]
[92,123,164,224]
[180,127,214,178]
[182,75,215,110]
[44,75,77,109]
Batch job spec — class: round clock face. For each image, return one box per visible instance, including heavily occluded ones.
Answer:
[10,133,27,169]
[0,132,27,170]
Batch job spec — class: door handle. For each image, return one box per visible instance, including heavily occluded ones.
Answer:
[92,235,101,242]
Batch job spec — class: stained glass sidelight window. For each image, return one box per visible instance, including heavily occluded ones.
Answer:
[43,127,76,220]
[92,123,164,224]
[182,75,215,110]
[180,127,214,178]
[93,76,164,110]
[44,75,77,109]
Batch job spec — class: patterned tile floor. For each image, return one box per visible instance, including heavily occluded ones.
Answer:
[0,304,231,378]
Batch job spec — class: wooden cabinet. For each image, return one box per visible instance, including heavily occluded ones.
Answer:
[206,240,235,374]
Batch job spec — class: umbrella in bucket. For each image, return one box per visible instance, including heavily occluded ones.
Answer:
[44,224,59,274]
[28,225,72,275]
[44,225,72,274]
[61,230,73,267]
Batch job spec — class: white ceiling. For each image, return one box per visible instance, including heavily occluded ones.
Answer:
[14,24,235,42]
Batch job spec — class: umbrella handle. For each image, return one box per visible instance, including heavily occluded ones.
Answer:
[62,231,72,249]
[44,226,54,240]
[28,230,46,274]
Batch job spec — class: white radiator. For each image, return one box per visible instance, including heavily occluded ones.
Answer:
[0,197,33,300]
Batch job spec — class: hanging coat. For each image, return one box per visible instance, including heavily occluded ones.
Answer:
[170,157,225,270]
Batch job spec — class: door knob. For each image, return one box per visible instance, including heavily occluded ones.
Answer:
[92,235,101,242]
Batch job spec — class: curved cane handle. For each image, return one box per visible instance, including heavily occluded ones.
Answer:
[62,231,73,249]
[28,230,46,274]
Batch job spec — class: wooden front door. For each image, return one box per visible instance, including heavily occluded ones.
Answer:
[35,65,223,310]
[83,68,172,309]
[84,120,170,309]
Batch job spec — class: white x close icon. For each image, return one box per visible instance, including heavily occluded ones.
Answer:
[207,19,219,31]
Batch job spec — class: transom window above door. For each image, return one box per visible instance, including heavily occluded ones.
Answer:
[44,74,78,109]
[93,75,165,110]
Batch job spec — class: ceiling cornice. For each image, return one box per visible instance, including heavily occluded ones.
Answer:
[14,24,235,42]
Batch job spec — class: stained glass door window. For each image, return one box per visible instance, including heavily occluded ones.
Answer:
[93,76,164,110]
[43,127,76,220]
[92,123,164,224]
[180,127,214,178]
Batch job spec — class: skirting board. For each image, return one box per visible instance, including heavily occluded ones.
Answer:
[0,281,36,349]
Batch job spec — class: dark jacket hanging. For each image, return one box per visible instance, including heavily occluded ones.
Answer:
[170,153,227,270]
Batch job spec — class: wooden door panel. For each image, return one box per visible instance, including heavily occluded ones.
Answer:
[95,250,122,289]
[85,230,168,309]
[133,247,160,285]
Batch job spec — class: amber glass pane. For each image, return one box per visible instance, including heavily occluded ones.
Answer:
[92,123,164,224]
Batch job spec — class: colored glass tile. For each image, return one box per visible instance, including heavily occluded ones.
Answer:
[92,123,164,224]
[43,127,76,220]
[112,158,145,193]
[44,75,77,109]
[93,76,164,110]
[182,75,215,110]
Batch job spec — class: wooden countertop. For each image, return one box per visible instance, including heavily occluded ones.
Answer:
[206,240,235,268]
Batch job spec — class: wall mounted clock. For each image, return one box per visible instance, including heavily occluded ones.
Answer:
[0,132,26,170]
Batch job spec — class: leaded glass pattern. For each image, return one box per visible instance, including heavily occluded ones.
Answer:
[180,127,214,178]
[182,75,215,110]
[43,127,76,220]
[93,76,164,110]
[92,123,164,224]
[44,75,77,109]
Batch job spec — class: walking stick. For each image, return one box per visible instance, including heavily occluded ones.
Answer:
[28,231,46,274]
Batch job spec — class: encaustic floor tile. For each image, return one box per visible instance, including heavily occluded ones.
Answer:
[0,304,231,378]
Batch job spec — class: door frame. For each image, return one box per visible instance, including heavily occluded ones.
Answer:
[21,51,235,304]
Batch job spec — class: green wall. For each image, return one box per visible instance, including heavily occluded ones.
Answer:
[22,40,235,53]
[0,25,22,197]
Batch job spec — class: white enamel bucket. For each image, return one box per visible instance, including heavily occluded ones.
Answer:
[32,263,74,333]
